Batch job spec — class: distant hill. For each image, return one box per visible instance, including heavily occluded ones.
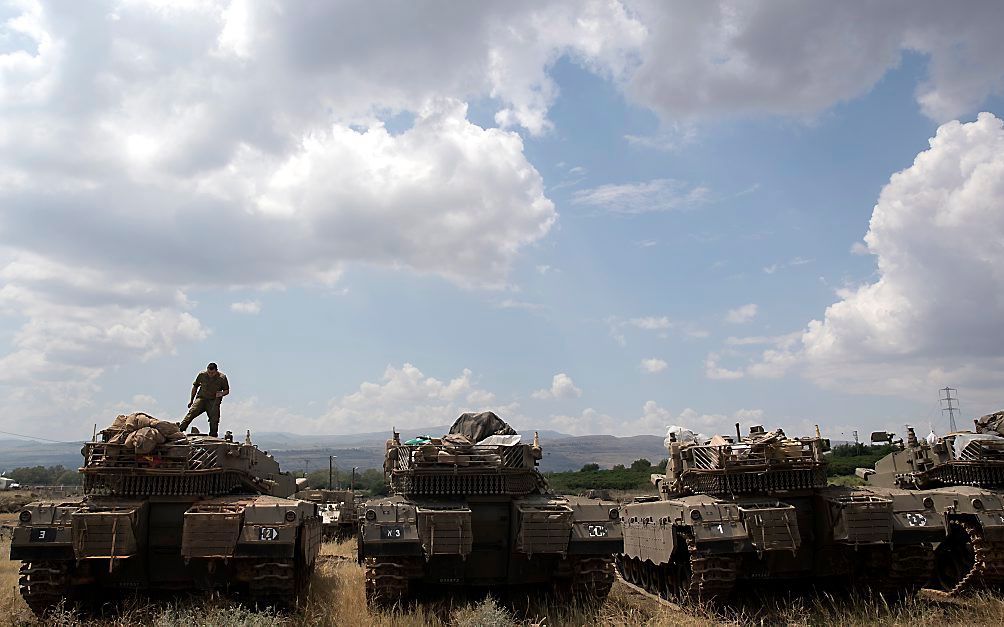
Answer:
[0,427,669,475]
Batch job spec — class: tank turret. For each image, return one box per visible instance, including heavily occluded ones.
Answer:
[81,428,296,497]
[358,412,622,608]
[655,427,829,498]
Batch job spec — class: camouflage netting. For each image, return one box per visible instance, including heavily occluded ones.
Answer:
[101,412,187,454]
[448,411,517,444]
[976,410,1004,436]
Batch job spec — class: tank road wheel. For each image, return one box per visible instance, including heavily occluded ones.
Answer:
[247,559,303,611]
[18,561,70,617]
[365,557,411,609]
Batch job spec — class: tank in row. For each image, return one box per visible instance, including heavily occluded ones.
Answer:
[10,413,322,615]
[858,410,1004,594]
[617,425,934,602]
[357,412,622,607]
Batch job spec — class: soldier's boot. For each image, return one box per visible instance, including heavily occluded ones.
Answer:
[209,418,220,438]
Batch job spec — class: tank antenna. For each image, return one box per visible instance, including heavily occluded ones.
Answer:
[735,422,741,441]
[92,424,97,442]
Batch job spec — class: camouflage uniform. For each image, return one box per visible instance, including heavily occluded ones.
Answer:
[180,369,229,437]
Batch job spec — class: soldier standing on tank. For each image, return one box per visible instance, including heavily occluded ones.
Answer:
[179,362,229,437]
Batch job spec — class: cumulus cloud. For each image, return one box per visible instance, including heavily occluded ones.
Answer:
[626,1,1004,122]
[532,373,583,400]
[0,254,207,417]
[230,300,261,315]
[704,353,744,380]
[640,358,668,374]
[725,303,758,324]
[736,113,1004,403]
[314,363,516,433]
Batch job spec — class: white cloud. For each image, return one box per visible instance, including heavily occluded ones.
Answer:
[630,316,672,331]
[551,401,766,437]
[320,363,516,434]
[626,1,1004,122]
[0,253,207,416]
[532,372,582,400]
[739,113,1004,405]
[572,178,710,214]
[725,303,758,324]
[230,300,261,315]
[704,353,744,380]
[640,358,668,373]
[607,315,675,345]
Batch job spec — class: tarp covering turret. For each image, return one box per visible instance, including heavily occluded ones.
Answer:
[448,411,518,443]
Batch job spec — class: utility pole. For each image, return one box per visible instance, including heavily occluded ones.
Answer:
[852,430,860,455]
[940,387,960,432]
[328,455,335,490]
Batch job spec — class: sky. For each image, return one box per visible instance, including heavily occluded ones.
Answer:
[2,1,1004,442]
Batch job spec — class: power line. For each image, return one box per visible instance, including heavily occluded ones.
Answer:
[0,429,75,444]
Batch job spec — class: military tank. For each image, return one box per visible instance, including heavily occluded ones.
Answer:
[295,488,358,541]
[357,412,622,607]
[10,413,321,615]
[858,417,1004,594]
[617,425,935,603]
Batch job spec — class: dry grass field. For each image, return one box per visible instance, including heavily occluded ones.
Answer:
[1,530,1003,626]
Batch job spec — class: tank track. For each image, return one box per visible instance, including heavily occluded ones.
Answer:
[18,561,70,617]
[247,560,302,610]
[858,544,935,600]
[615,535,737,603]
[931,519,1004,596]
[554,556,616,604]
[364,556,416,608]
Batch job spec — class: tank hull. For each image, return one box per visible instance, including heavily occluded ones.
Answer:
[358,493,621,606]
[12,494,320,613]
[619,487,934,601]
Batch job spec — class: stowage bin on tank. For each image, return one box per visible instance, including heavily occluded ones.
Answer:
[859,418,1004,595]
[357,412,622,608]
[10,413,321,616]
[618,425,935,603]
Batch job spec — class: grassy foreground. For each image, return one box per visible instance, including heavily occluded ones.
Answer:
[1,535,1003,626]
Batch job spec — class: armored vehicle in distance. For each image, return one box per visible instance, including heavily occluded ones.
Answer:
[295,488,359,541]
[11,414,321,615]
[859,420,1004,594]
[618,425,935,603]
[357,412,622,607]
